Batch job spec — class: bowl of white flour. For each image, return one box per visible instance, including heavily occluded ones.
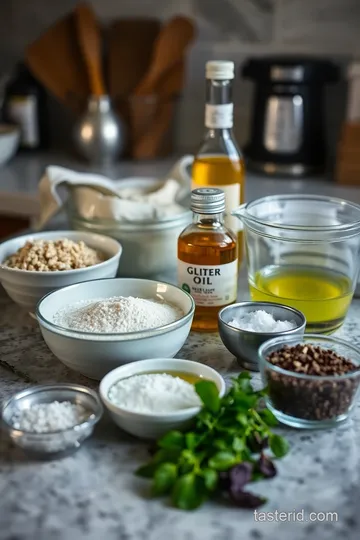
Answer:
[36,278,195,380]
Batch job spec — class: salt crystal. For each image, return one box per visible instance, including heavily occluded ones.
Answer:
[228,310,296,333]
[11,401,88,433]
[108,373,201,413]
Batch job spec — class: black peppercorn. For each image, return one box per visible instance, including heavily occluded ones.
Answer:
[265,344,360,421]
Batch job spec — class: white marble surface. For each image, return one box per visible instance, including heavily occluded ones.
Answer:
[1,154,360,538]
[0,270,360,540]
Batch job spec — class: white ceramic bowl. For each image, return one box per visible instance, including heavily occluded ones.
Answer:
[99,358,226,439]
[68,177,192,278]
[0,230,122,313]
[0,124,20,166]
[36,278,195,380]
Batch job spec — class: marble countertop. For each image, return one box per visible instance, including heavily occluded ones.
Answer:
[1,153,360,539]
[1,268,360,540]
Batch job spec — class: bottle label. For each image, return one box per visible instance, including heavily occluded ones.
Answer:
[8,96,39,148]
[191,181,242,233]
[178,260,238,307]
[205,104,233,129]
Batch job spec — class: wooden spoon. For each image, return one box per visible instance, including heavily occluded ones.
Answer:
[26,11,89,114]
[134,16,195,96]
[157,60,186,99]
[131,61,186,159]
[75,1,105,96]
[132,100,176,159]
[108,18,161,100]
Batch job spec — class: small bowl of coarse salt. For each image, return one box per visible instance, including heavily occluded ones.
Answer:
[218,301,306,371]
[99,358,226,439]
[1,384,103,459]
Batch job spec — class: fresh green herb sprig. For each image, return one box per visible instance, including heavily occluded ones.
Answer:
[135,372,289,510]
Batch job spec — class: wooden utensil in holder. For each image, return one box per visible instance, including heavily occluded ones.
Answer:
[127,16,195,159]
[335,61,360,185]
[25,11,89,114]
[108,18,161,100]
[25,7,196,160]
[134,16,195,96]
[108,17,161,156]
[130,61,186,159]
[73,2,125,164]
[75,2,105,97]
[335,122,360,185]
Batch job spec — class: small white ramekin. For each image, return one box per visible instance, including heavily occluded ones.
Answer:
[99,358,226,439]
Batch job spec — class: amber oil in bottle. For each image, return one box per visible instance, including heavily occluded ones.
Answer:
[178,188,238,332]
[192,61,245,265]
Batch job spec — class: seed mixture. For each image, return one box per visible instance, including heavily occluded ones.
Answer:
[266,344,360,421]
[3,238,104,271]
[11,401,89,433]
[53,296,183,333]
[108,373,201,413]
[229,310,296,333]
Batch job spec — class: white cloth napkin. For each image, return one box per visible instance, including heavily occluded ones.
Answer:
[36,155,194,230]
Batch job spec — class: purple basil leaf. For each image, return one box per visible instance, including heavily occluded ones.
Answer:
[257,453,277,479]
[229,489,267,508]
[227,463,266,509]
[229,462,253,490]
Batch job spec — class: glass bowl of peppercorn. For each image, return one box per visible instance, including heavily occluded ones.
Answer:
[258,334,360,429]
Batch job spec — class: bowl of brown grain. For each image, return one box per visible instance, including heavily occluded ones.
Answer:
[0,230,122,313]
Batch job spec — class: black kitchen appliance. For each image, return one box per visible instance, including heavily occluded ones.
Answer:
[242,56,339,176]
[4,63,49,151]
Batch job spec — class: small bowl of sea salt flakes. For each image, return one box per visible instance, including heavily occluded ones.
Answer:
[1,384,103,459]
[218,301,306,372]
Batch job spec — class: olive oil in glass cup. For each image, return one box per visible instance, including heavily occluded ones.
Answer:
[233,194,360,334]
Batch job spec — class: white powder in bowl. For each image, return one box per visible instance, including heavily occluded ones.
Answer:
[108,373,201,413]
[229,310,296,333]
[11,401,88,433]
[53,296,183,333]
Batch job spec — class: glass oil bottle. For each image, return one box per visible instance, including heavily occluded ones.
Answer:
[192,61,245,265]
[178,188,238,332]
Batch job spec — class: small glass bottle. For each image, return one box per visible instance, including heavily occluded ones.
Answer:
[192,60,245,265]
[178,188,238,332]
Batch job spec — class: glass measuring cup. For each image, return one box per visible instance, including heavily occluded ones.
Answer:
[232,194,360,333]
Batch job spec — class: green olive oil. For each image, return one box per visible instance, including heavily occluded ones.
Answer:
[249,265,353,333]
[146,371,204,385]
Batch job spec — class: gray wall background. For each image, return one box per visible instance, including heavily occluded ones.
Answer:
[1,0,360,157]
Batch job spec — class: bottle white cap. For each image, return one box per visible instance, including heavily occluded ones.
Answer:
[206,60,235,80]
